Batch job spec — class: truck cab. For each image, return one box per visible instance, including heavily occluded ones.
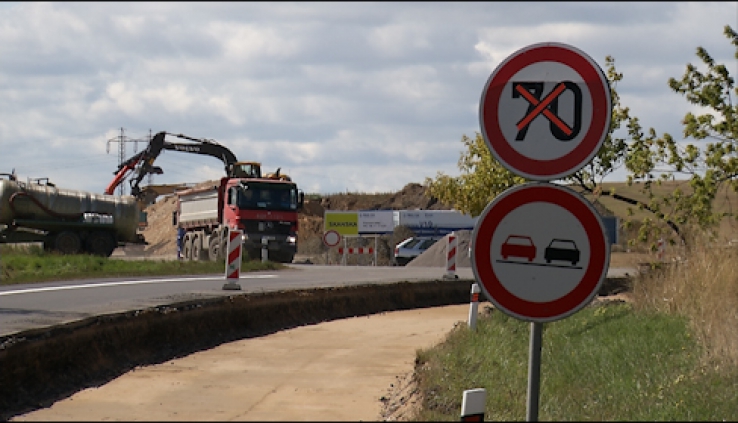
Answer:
[224,178,304,263]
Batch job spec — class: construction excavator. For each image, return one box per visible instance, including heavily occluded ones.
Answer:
[105,131,303,263]
[106,132,267,197]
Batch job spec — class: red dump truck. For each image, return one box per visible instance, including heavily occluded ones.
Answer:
[107,131,304,263]
[175,172,303,263]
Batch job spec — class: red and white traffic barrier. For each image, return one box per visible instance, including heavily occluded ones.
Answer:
[338,247,374,254]
[223,229,242,291]
[443,232,458,279]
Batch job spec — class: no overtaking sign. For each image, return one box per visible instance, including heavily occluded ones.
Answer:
[471,183,609,323]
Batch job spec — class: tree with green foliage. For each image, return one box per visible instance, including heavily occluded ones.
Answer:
[426,25,737,249]
[624,25,738,247]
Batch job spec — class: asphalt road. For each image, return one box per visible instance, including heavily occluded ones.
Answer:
[0,264,634,338]
[0,265,476,337]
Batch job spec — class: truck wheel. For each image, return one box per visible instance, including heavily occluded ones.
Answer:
[208,235,223,261]
[86,231,116,257]
[54,231,82,255]
[183,233,193,261]
[192,235,206,261]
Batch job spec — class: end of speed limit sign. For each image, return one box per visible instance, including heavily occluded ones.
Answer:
[479,42,612,180]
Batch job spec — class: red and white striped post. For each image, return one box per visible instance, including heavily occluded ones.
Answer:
[468,283,481,330]
[223,229,242,291]
[444,232,458,279]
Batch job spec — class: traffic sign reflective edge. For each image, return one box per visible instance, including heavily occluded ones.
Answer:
[322,229,342,247]
[471,183,610,323]
[479,42,612,180]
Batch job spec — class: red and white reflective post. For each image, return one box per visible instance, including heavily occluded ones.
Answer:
[468,283,481,330]
[460,388,486,421]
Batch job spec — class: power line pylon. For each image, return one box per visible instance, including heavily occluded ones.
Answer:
[106,127,143,196]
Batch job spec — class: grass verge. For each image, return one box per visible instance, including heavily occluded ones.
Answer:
[412,302,738,421]
[0,245,284,285]
[409,235,738,421]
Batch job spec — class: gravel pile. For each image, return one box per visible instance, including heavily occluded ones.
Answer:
[406,230,473,268]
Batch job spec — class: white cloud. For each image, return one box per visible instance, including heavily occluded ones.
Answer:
[0,2,735,196]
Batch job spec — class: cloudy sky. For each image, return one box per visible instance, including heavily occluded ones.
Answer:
[0,2,735,196]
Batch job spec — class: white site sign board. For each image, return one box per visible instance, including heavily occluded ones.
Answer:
[358,211,394,234]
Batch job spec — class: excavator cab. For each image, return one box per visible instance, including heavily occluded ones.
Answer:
[231,161,262,179]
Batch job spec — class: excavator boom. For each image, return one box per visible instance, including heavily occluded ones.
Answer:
[105,131,250,198]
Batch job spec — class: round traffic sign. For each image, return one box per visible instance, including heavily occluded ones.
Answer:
[471,182,610,323]
[322,230,342,248]
[479,42,612,180]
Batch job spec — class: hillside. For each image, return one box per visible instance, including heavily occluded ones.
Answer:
[575,180,738,243]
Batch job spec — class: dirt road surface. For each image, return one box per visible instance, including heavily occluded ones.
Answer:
[13,304,473,421]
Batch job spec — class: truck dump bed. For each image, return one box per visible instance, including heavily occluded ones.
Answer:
[177,186,221,228]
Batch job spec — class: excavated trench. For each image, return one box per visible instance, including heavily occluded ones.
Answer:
[0,278,477,420]
[0,276,629,421]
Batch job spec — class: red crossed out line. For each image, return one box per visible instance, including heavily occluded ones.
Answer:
[515,83,573,136]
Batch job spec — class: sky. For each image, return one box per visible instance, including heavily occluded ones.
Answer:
[0,2,736,196]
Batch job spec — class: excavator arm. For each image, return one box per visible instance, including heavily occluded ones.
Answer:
[105,131,244,198]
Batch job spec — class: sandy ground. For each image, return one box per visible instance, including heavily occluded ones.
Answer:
[13,304,474,422]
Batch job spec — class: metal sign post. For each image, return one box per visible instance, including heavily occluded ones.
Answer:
[476,42,612,421]
[526,322,543,421]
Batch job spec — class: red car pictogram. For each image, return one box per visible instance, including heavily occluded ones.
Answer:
[501,234,536,262]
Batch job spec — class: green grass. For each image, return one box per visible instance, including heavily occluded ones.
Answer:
[412,303,738,421]
[0,245,284,285]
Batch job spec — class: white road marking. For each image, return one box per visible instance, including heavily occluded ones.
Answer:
[0,274,278,297]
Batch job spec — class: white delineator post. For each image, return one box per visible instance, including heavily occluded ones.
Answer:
[261,237,269,263]
[468,283,481,330]
[223,229,242,291]
[460,388,486,422]
[443,232,458,279]
[657,237,665,263]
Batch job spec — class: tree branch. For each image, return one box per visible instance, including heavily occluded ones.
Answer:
[576,184,687,246]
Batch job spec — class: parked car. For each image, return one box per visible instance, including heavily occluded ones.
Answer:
[393,237,439,266]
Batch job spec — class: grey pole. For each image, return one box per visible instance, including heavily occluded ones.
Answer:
[526,321,543,421]
[261,238,268,263]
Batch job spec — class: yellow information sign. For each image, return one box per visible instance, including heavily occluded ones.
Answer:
[324,211,359,235]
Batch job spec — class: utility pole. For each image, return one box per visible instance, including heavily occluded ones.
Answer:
[106,127,143,196]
